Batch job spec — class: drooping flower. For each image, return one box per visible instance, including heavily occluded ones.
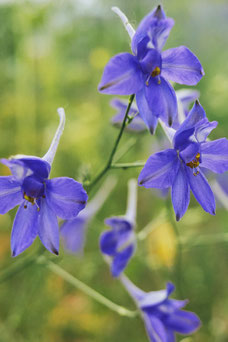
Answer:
[138,101,228,220]
[61,176,117,254]
[100,179,137,277]
[98,6,204,134]
[120,275,201,342]
[110,98,146,132]
[0,108,88,256]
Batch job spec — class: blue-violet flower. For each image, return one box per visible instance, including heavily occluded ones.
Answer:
[98,6,204,134]
[100,179,137,277]
[120,275,201,342]
[138,101,228,220]
[0,108,88,256]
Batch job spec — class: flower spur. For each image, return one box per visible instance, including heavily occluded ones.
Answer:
[0,108,88,256]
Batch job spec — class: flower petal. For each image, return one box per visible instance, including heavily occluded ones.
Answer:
[1,157,50,181]
[98,53,143,95]
[132,6,174,54]
[174,100,205,150]
[136,89,158,134]
[171,162,190,221]
[162,46,204,85]
[105,217,134,250]
[38,199,59,255]
[186,168,216,215]
[200,138,228,173]
[100,230,118,256]
[46,177,88,220]
[195,120,217,143]
[145,77,177,126]
[138,149,179,189]
[11,203,39,257]
[165,309,201,334]
[0,176,23,214]
[111,244,135,277]
[143,314,167,342]
[61,217,88,254]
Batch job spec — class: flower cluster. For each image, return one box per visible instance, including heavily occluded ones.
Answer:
[1,4,227,342]
[97,4,228,342]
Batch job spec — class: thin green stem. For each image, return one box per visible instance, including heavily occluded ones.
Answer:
[111,161,146,169]
[40,257,137,318]
[87,94,135,192]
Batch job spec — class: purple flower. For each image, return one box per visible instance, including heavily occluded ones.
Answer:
[111,98,146,132]
[120,275,201,342]
[0,108,88,256]
[100,179,137,277]
[139,101,228,220]
[61,176,117,254]
[98,6,204,134]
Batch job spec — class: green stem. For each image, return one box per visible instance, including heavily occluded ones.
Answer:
[87,94,135,192]
[111,161,146,169]
[40,257,137,318]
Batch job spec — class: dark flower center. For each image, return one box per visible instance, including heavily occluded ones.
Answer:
[186,153,200,176]
[22,175,46,209]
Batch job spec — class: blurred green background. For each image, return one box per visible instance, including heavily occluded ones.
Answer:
[0,0,228,341]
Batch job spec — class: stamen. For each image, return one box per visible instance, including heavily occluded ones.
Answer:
[23,192,35,205]
[151,66,161,77]
[186,154,201,176]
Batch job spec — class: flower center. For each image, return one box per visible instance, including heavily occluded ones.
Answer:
[22,175,46,210]
[146,66,161,86]
[186,153,200,176]
[151,66,161,77]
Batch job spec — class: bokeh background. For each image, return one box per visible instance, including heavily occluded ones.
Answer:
[0,0,228,341]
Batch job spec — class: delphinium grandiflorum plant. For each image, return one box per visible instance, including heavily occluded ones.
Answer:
[1,4,228,342]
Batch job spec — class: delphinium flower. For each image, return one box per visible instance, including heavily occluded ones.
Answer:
[0,108,88,256]
[98,6,204,134]
[138,101,228,221]
[120,275,201,341]
[110,98,146,132]
[61,176,117,254]
[100,179,137,277]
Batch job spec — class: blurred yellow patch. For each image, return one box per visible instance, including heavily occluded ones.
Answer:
[147,222,177,269]
[48,294,115,335]
[89,48,111,69]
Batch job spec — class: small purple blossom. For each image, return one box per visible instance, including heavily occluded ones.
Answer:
[100,179,137,277]
[61,176,117,254]
[0,108,88,256]
[120,275,201,342]
[139,101,228,220]
[111,98,146,132]
[98,6,204,134]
